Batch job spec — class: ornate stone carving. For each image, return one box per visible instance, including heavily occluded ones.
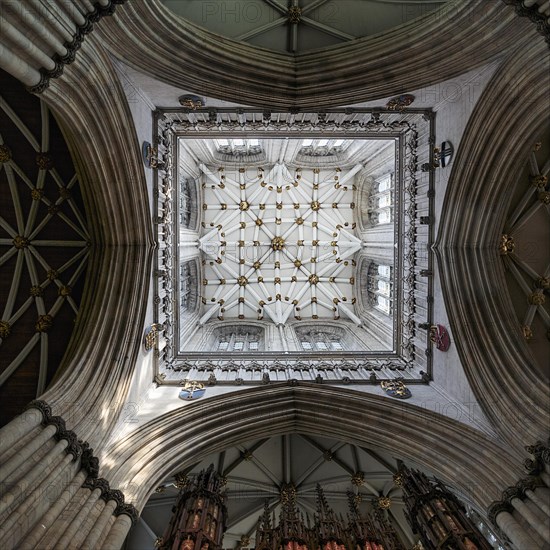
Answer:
[499,234,515,255]
[0,320,11,339]
[0,144,12,162]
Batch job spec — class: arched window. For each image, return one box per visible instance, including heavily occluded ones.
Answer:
[179,177,198,229]
[180,261,198,312]
[295,327,346,351]
[367,263,393,315]
[368,173,394,225]
[214,326,263,351]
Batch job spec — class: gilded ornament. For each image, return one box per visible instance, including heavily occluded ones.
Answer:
[238,276,248,287]
[48,205,59,216]
[240,184,246,190]
[309,274,319,285]
[323,450,333,461]
[531,174,548,189]
[255,218,263,226]
[381,380,412,399]
[499,234,515,255]
[240,535,251,547]
[174,472,189,489]
[312,240,319,246]
[154,538,163,548]
[259,204,266,210]
[294,203,300,209]
[312,221,318,228]
[31,188,44,200]
[533,142,542,151]
[332,203,338,209]
[221,203,227,210]
[36,153,53,170]
[178,95,203,109]
[298,240,304,246]
[242,449,253,461]
[280,482,297,504]
[219,279,226,285]
[351,472,364,486]
[258,277,264,283]
[0,144,12,162]
[539,191,550,204]
[386,94,415,112]
[291,276,297,282]
[313,168,320,174]
[296,217,304,225]
[528,292,545,305]
[393,472,404,487]
[536,277,549,289]
[522,326,533,342]
[0,320,11,339]
[154,486,166,494]
[311,200,321,211]
[13,235,29,249]
[253,261,261,270]
[311,257,316,263]
[239,240,245,247]
[30,285,43,297]
[377,496,392,509]
[294,260,302,268]
[58,285,72,297]
[276,202,283,210]
[275,277,281,284]
[271,236,285,251]
[36,314,53,333]
[274,261,281,268]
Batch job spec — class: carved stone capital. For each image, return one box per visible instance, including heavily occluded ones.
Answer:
[114,502,139,524]
[25,399,52,422]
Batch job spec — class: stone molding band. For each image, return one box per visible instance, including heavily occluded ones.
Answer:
[29,0,127,94]
[25,399,138,524]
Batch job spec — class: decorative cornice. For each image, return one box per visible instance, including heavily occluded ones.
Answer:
[154,109,433,385]
[29,0,128,94]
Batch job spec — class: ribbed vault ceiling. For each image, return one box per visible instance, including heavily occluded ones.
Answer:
[160,0,448,53]
[127,434,416,549]
[0,69,89,427]
[501,130,550,376]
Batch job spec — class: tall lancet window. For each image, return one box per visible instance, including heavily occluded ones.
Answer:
[214,326,263,352]
[369,173,394,225]
[295,327,346,351]
[367,263,393,315]
[180,261,198,312]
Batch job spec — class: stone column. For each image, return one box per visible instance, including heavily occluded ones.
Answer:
[0,401,138,550]
[102,514,134,549]
[493,508,540,549]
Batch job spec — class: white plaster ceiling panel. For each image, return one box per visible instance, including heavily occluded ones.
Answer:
[198,162,362,325]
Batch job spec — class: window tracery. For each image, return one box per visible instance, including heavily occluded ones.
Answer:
[295,326,346,351]
[366,263,393,315]
[180,261,198,312]
[214,326,263,352]
[368,173,394,225]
